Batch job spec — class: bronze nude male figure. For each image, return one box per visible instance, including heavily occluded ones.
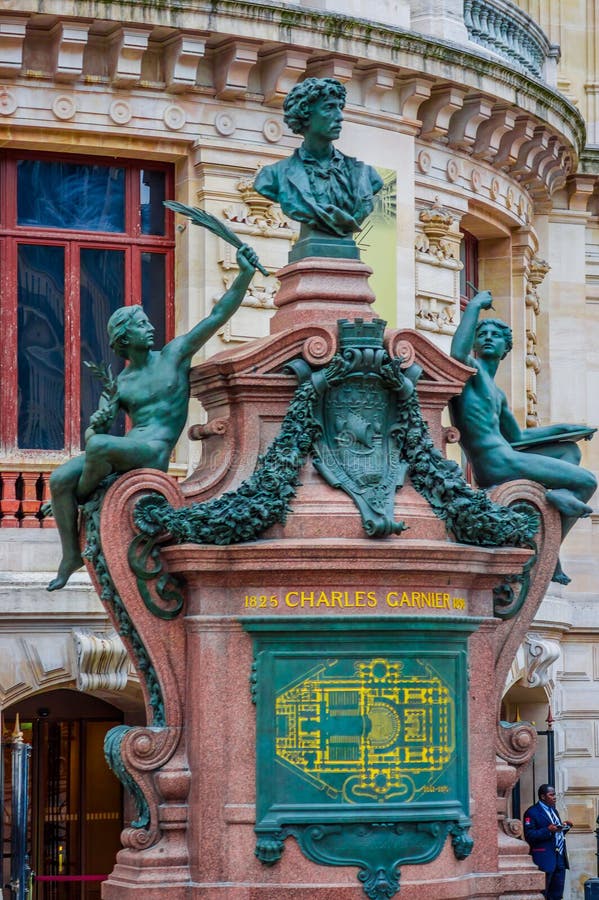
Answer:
[450,290,596,584]
[47,243,259,591]
[254,77,383,250]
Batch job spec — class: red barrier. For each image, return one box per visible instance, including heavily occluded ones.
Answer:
[35,876,107,882]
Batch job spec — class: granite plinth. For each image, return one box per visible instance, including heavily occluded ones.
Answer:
[269,257,376,332]
[97,469,555,899]
[95,259,557,899]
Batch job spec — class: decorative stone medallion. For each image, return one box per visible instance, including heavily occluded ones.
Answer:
[417,149,432,174]
[109,99,132,125]
[263,117,283,142]
[163,103,186,130]
[446,159,460,183]
[52,94,77,121]
[0,89,17,116]
[215,111,236,136]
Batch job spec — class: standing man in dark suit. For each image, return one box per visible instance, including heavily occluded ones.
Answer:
[524,784,573,900]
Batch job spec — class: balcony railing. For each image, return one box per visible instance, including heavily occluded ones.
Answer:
[464,0,560,83]
[0,471,55,528]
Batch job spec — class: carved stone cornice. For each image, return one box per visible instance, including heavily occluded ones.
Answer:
[4,1,586,163]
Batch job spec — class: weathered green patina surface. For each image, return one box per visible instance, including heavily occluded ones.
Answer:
[245,617,477,899]
[253,78,383,260]
[132,318,538,550]
[45,244,260,592]
[450,290,597,583]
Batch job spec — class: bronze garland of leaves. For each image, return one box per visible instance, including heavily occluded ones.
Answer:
[127,533,185,621]
[396,391,539,547]
[133,378,319,543]
[132,350,537,553]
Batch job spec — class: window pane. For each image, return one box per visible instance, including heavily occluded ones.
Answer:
[140,169,166,235]
[80,248,126,447]
[141,252,166,347]
[17,160,125,232]
[17,244,65,450]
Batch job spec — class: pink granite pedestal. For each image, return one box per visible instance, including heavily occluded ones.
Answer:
[96,257,557,900]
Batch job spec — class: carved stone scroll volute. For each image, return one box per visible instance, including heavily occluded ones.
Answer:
[86,470,192,888]
[488,480,562,852]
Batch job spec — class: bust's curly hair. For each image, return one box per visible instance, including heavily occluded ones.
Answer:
[283,77,346,135]
[475,318,513,358]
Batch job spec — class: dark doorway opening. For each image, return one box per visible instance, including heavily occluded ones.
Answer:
[3,689,124,900]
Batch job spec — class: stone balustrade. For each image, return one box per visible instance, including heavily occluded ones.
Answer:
[0,470,54,527]
[464,0,560,84]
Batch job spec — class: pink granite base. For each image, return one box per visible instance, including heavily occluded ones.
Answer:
[269,257,376,331]
[96,259,555,900]
[158,539,546,900]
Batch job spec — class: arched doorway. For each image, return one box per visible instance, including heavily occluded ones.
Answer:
[3,689,126,899]
[502,682,555,818]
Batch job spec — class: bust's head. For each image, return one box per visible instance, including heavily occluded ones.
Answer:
[283,77,346,137]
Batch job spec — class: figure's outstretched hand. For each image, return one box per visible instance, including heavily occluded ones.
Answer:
[236,243,261,276]
[472,290,493,310]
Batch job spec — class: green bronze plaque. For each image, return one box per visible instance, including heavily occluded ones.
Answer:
[244,617,479,898]
[275,655,455,805]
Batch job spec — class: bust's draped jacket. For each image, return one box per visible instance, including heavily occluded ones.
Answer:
[254,146,383,237]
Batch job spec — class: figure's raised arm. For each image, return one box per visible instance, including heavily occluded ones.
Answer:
[174,244,259,361]
[450,290,493,364]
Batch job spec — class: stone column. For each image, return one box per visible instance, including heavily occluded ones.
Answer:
[524,257,550,428]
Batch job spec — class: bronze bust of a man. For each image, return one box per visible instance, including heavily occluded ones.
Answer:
[254,77,382,249]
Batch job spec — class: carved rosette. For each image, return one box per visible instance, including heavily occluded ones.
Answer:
[496,720,538,770]
[415,198,463,336]
[500,816,524,840]
[495,722,538,840]
[525,257,550,427]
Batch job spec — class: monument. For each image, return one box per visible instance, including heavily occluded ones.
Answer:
[55,79,594,899]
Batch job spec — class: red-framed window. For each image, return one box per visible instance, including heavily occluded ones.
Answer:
[459,229,479,310]
[0,152,175,458]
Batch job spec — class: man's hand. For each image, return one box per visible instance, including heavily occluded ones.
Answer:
[236,244,261,276]
[87,405,116,435]
[472,290,493,310]
[548,823,560,832]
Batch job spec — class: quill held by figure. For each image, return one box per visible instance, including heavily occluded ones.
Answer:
[164,200,270,277]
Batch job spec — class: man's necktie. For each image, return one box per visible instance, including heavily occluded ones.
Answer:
[547,807,564,853]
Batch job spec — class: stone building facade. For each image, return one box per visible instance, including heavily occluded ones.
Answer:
[1,0,599,895]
